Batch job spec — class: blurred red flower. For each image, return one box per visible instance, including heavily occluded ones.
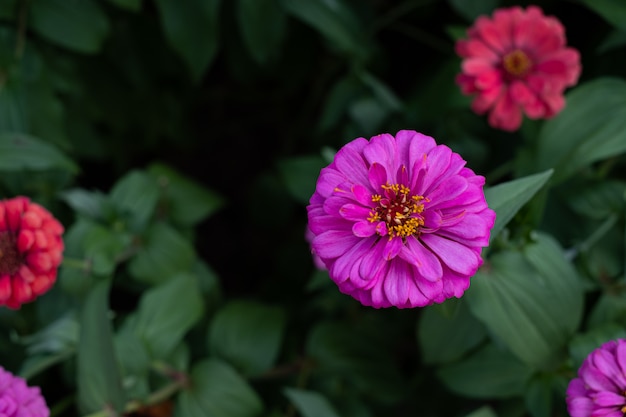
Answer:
[0,196,64,309]
[455,6,581,131]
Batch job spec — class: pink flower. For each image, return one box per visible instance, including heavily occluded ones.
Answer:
[566,339,626,417]
[0,366,49,417]
[306,130,495,308]
[455,5,581,131]
[0,197,64,310]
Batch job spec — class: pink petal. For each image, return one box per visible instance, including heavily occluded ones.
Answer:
[368,163,387,191]
[400,237,443,282]
[421,234,481,276]
[313,230,360,259]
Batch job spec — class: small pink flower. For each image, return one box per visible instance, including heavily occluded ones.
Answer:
[566,339,626,417]
[0,197,64,309]
[455,5,581,131]
[306,130,495,308]
[0,366,49,417]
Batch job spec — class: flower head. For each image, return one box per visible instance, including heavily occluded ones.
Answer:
[455,6,581,131]
[306,131,495,308]
[566,339,626,417]
[0,366,49,417]
[0,197,64,309]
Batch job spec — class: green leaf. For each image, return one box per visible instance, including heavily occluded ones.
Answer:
[60,188,109,220]
[568,180,626,219]
[128,222,196,285]
[284,388,341,417]
[175,359,263,417]
[208,300,285,376]
[0,133,77,173]
[306,321,406,403]
[588,292,626,329]
[135,273,204,359]
[30,0,110,54]
[598,29,626,54]
[109,170,160,231]
[418,299,487,365]
[448,0,497,21]
[154,0,221,81]
[237,0,286,65]
[77,279,126,414]
[438,344,534,399]
[569,323,626,369]
[485,169,553,241]
[21,312,78,355]
[148,163,224,226]
[317,76,361,132]
[536,78,626,184]
[107,0,142,12]
[465,406,498,417]
[466,233,584,368]
[525,375,552,417]
[277,156,326,204]
[83,225,133,276]
[114,314,151,399]
[577,0,626,31]
[0,0,17,20]
[282,0,367,60]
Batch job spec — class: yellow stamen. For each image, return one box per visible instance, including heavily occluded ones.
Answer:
[503,49,532,77]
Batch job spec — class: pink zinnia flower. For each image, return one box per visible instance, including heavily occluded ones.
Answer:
[0,197,64,309]
[306,130,495,308]
[455,5,581,131]
[0,365,49,417]
[566,339,626,417]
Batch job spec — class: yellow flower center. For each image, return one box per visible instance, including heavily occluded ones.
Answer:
[503,49,532,77]
[367,183,426,239]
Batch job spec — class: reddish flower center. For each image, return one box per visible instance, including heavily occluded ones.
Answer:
[367,183,426,239]
[0,231,21,275]
[503,49,532,77]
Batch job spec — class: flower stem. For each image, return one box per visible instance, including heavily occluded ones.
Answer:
[564,214,618,261]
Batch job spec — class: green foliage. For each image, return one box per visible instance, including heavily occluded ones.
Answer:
[208,300,286,376]
[76,279,126,414]
[175,359,263,417]
[1,1,625,416]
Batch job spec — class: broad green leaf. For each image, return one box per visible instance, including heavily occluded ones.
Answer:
[154,0,221,81]
[128,222,196,285]
[568,180,626,219]
[577,0,626,30]
[114,314,151,399]
[525,375,552,417]
[284,388,341,417]
[536,78,626,184]
[277,156,326,204]
[359,72,402,112]
[19,313,78,379]
[485,169,553,241]
[467,233,584,368]
[148,163,224,226]
[30,0,110,54]
[282,0,367,60]
[208,300,285,376]
[175,359,263,417]
[465,406,498,417]
[569,323,626,369]
[135,273,204,359]
[107,0,142,12]
[448,0,497,21]
[83,225,133,276]
[0,133,77,173]
[237,0,286,65]
[306,321,406,403]
[349,96,391,135]
[418,299,487,365]
[109,170,160,231]
[77,280,126,414]
[437,344,533,398]
[60,188,108,220]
